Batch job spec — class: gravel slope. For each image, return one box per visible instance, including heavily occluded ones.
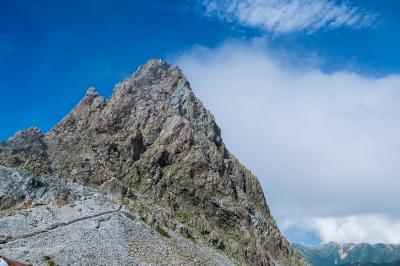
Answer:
[0,166,233,266]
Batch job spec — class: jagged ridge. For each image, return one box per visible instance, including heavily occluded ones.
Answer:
[0,59,304,265]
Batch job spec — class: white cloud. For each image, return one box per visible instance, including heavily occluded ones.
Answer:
[283,214,400,244]
[173,40,400,243]
[200,0,375,33]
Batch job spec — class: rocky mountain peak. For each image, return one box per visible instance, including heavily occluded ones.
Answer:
[8,127,42,143]
[84,86,101,99]
[0,59,304,265]
[133,59,178,82]
[113,59,184,98]
[80,87,105,109]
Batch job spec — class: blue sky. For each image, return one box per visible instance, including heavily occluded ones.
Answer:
[2,0,400,245]
[1,0,400,140]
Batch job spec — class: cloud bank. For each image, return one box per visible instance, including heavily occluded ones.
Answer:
[283,214,400,244]
[200,0,375,33]
[174,40,400,244]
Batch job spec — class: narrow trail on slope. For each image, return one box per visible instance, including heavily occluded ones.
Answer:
[0,205,122,245]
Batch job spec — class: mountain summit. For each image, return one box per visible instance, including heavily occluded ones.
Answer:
[0,60,303,265]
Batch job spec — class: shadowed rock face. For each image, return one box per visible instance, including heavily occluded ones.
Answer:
[0,60,304,265]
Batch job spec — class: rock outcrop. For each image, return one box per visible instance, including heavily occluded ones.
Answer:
[0,166,233,265]
[0,60,304,265]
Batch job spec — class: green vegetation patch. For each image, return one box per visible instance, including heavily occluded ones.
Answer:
[187,234,196,243]
[43,255,58,266]
[176,211,192,224]
[157,226,171,238]
[140,216,147,223]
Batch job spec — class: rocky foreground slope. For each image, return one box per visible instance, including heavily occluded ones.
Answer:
[0,166,233,265]
[0,60,304,265]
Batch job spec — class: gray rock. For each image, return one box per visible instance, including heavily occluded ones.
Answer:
[0,59,304,265]
[0,166,234,266]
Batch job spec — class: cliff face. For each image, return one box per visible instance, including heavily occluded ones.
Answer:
[0,60,303,265]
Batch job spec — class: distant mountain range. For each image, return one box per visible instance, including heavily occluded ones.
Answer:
[294,242,400,266]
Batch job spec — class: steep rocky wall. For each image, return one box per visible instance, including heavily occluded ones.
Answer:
[0,60,304,265]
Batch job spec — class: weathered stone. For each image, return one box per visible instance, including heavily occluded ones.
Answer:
[0,59,304,265]
[0,166,234,266]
